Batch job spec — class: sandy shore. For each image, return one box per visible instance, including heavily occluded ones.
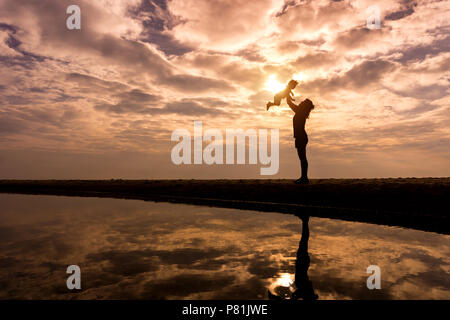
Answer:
[0,178,449,234]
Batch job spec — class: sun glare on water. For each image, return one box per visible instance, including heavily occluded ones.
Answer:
[274,273,294,287]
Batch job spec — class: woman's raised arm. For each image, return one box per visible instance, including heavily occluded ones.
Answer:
[286,95,298,113]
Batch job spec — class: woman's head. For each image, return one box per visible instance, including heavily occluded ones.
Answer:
[301,98,315,118]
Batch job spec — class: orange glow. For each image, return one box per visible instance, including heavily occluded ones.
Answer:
[265,75,285,93]
[293,72,306,83]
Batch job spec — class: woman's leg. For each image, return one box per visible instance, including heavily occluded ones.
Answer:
[296,146,308,179]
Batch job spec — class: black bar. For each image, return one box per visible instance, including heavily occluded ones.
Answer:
[1,300,448,318]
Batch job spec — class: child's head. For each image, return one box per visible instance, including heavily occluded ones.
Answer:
[288,79,298,89]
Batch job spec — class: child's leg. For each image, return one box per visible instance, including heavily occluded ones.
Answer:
[267,94,282,110]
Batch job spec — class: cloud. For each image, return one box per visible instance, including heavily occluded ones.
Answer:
[160,73,235,93]
[302,59,396,94]
[0,115,29,134]
[392,84,448,101]
[292,51,336,69]
[0,0,236,95]
[95,94,228,116]
[164,99,226,115]
[167,0,280,51]
[94,89,161,114]
[66,73,129,93]
[395,103,441,117]
[275,0,355,37]
[385,0,417,21]
[129,0,193,55]
[87,249,159,276]
[141,273,236,298]
[333,27,384,50]
[392,35,450,64]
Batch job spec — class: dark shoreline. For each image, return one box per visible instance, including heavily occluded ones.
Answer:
[0,178,449,234]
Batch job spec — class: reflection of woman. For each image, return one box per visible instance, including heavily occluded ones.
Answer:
[268,215,318,300]
[286,96,315,184]
[292,215,318,300]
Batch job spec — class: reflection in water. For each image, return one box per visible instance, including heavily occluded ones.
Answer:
[269,215,318,300]
[293,215,318,300]
[0,194,449,300]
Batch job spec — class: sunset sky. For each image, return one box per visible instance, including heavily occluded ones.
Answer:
[0,0,449,179]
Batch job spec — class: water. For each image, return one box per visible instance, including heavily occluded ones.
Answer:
[0,194,448,300]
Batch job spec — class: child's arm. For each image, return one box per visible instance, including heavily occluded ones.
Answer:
[289,90,295,100]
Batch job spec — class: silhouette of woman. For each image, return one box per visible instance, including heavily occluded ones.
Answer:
[286,96,315,184]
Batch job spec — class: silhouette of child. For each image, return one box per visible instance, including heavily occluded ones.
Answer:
[266,79,298,110]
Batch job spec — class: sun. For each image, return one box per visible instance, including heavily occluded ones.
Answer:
[265,75,285,94]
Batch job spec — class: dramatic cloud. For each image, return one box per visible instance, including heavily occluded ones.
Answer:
[0,0,449,178]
